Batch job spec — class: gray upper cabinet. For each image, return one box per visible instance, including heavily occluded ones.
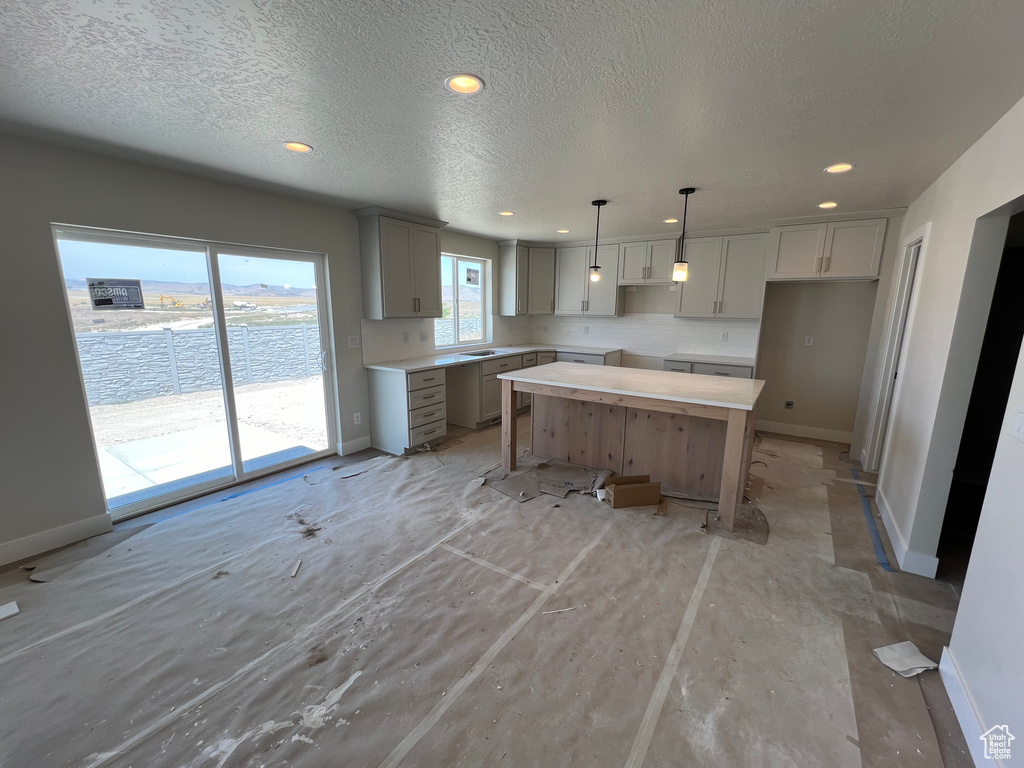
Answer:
[527,247,555,314]
[766,218,885,280]
[498,243,555,316]
[618,239,678,285]
[358,212,444,319]
[675,234,765,319]
[555,244,620,315]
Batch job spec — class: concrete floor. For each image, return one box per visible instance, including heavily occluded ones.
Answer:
[0,422,969,767]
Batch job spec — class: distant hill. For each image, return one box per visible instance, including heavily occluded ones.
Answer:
[65,279,314,298]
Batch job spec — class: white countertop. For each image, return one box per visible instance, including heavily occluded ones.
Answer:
[664,352,757,367]
[499,361,764,410]
[364,345,622,373]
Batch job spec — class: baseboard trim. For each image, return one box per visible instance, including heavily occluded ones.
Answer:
[340,435,372,456]
[0,513,113,567]
[756,420,853,444]
[876,489,939,578]
[940,647,992,766]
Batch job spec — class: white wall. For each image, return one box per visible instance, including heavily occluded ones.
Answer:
[876,95,1024,579]
[0,133,370,565]
[867,95,1024,759]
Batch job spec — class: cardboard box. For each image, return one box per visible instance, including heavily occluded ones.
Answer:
[604,475,662,508]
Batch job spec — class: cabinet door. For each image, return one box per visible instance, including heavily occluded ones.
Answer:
[822,219,886,278]
[675,238,722,317]
[481,372,501,420]
[411,226,442,317]
[766,224,827,279]
[514,246,530,315]
[619,242,648,284]
[717,235,765,318]
[537,352,556,365]
[527,247,555,314]
[646,240,678,284]
[555,247,587,314]
[380,218,415,317]
[584,244,620,315]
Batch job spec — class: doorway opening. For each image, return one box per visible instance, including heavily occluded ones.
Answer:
[937,211,1024,589]
[54,226,336,519]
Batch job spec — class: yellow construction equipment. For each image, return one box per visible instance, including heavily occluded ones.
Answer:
[159,295,185,308]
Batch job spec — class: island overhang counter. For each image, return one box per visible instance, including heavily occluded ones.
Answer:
[498,362,765,531]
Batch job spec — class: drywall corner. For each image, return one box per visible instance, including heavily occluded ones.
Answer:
[940,647,989,766]
[876,488,939,578]
[0,513,112,567]
[340,436,373,456]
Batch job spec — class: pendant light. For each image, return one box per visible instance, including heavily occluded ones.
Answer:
[590,199,607,282]
[672,187,696,282]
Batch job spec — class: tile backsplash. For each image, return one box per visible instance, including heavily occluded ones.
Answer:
[362,312,758,364]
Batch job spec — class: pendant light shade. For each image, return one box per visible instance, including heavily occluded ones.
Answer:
[673,187,696,282]
[590,199,607,282]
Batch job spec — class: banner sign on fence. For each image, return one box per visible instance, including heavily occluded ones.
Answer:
[87,278,145,310]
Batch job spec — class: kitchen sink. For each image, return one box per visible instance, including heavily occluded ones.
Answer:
[461,350,499,357]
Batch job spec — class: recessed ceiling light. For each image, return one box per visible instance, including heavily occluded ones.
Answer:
[557,229,570,234]
[284,141,312,153]
[499,210,515,216]
[818,201,838,209]
[824,162,854,173]
[445,74,484,95]
[663,218,679,224]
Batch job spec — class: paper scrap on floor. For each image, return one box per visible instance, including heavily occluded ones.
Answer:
[535,462,593,496]
[872,641,938,677]
[0,602,19,621]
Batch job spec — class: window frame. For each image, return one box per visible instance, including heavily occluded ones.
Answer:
[434,253,490,349]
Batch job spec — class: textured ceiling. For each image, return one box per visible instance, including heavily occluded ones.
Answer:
[2,0,1024,240]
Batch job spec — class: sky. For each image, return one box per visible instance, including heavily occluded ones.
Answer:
[56,239,317,289]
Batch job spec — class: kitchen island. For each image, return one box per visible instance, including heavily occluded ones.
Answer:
[498,362,765,531]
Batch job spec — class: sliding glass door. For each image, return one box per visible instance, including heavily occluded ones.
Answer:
[54,227,335,517]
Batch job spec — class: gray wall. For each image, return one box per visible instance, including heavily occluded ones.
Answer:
[77,326,322,405]
[0,132,368,555]
[757,281,878,437]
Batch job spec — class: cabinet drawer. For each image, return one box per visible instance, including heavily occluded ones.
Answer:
[409,402,447,428]
[409,420,446,446]
[557,352,604,365]
[537,352,556,365]
[408,368,445,391]
[692,363,754,379]
[663,361,693,373]
[408,384,445,410]
[482,355,523,375]
[522,353,537,367]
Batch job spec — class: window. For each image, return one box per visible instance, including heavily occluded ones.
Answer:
[435,254,488,348]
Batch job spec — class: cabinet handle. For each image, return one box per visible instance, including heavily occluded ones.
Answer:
[823,255,831,272]
[422,377,436,382]
[581,300,585,311]
[518,299,522,312]
[585,300,589,311]
[421,394,436,400]
[814,255,823,274]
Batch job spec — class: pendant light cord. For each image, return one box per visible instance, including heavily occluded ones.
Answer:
[594,203,601,268]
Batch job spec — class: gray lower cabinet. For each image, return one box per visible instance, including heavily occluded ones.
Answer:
[367,367,447,454]
[555,350,623,366]
[662,359,754,378]
[447,355,524,428]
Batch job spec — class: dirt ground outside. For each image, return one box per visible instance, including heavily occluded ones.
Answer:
[89,377,330,449]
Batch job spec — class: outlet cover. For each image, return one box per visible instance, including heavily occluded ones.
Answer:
[719,332,728,342]
[353,412,362,425]
[584,326,590,335]
[543,325,548,333]
[419,331,428,342]
[804,336,814,346]
[347,335,359,348]
[403,332,410,343]
[1013,404,1024,443]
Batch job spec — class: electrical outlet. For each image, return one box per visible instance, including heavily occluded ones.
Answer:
[785,401,794,410]
[403,332,410,343]
[669,284,677,292]
[347,335,359,348]
[805,336,814,346]
[419,331,428,342]
[353,412,362,425]
[719,332,728,343]
[584,326,590,335]
[1013,404,1024,443]
[543,325,548,333]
